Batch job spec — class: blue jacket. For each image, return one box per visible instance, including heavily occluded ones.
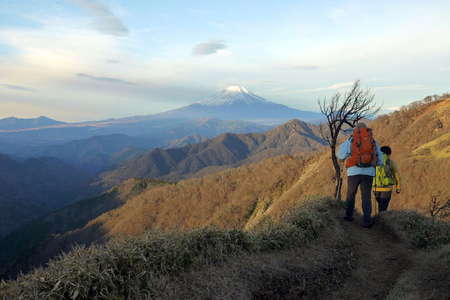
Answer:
[337,138,383,177]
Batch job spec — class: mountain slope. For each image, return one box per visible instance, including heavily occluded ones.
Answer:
[158,85,322,124]
[0,154,97,238]
[98,119,325,186]
[0,116,64,130]
[35,134,152,173]
[0,178,167,277]
[262,96,450,219]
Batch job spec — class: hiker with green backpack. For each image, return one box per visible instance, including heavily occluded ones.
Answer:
[373,146,401,212]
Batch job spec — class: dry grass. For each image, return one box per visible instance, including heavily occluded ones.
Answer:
[378,210,450,249]
[378,209,450,300]
[386,244,450,300]
[1,197,351,300]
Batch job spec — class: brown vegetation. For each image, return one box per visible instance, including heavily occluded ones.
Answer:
[1,198,355,300]
[378,210,450,300]
[270,96,450,216]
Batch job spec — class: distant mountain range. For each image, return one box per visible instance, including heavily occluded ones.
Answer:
[0,86,320,171]
[98,119,326,187]
[157,85,322,125]
[0,119,270,172]
[0,116,64,131]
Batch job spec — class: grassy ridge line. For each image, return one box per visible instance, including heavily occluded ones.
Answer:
[379,211,450,300]
[158,220,353,299]
[0,197,349,300]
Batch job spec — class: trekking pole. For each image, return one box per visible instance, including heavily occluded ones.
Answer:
[374,169,379,214]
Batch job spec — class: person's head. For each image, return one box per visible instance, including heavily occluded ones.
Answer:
[355,122,367,128]
[380,146,392,155]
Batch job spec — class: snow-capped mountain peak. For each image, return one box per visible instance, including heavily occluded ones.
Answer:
[159,85,323,125]
[223,85,249,94]
[199,85,268,106]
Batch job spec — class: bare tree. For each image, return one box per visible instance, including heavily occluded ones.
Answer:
[429,195,450,220]
[318,80,380,201]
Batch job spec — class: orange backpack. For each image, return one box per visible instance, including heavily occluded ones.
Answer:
[345,127,377,168]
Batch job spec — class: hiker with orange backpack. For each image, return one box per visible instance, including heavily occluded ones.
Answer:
[373,146,401,212]
[337,122,383,228]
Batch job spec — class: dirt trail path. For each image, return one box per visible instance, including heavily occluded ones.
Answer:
[324,218,414,300]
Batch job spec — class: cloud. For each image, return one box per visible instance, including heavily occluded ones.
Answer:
[76,73,136,85]
[0,83,35,92]
[281,64,320,71]
[192,41,227,56]
[299,81,354,93]
[373,84,429,91]
[107,59,120,64]
[70,0,129,36]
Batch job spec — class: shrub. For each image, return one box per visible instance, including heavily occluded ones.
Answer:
[379,210,450,249]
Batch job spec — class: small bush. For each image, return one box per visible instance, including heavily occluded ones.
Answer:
[379,210,450,249]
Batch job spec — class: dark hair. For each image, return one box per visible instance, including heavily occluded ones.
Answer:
[380,146,392,155]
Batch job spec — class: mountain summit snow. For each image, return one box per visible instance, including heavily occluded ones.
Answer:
[199,85,268,106]
[160,86,322,125]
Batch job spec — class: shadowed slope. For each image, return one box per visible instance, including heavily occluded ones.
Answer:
[0,178,167,278]
[0,154,96,238]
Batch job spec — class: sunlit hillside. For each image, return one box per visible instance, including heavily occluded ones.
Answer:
[55,97,450,242]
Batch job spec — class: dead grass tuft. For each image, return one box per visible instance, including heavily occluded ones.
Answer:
[378,210,450,249]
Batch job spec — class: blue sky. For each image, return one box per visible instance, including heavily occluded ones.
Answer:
[1,0,449,121]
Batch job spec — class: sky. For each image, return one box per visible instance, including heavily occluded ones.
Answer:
[1,0,449,121]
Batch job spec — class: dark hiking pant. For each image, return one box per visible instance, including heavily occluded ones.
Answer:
[345,175,373,225]
[374,191,392,212]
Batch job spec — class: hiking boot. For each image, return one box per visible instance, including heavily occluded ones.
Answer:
[343,216,354,222]
[361,220,374,228]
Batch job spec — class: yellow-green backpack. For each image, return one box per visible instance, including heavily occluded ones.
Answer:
[375,154,395,187]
